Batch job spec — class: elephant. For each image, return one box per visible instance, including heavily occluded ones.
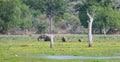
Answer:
[38,34,51,41]
[62,37,67,42]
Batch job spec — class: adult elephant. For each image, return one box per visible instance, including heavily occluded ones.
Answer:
[38,34,51,41]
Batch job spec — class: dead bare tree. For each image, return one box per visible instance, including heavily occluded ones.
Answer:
[87,11,94,47]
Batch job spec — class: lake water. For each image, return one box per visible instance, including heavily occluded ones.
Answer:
[16,53,120,59]
[24,55,120,59]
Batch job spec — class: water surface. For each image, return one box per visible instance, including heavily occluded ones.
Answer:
[24,55,120,59]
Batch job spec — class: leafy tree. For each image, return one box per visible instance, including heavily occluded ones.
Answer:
[0,0,33,34]
[93,0,120,34]
[36,21,48,34]
[0,0,21,34]
[23,0,68,34]
[19,3,34,34]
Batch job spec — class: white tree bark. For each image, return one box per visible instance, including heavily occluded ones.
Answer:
[87,12,93,47]
[103,28,107,39]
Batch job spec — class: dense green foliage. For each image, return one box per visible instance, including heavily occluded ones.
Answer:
[93,0,120,31]
[0,0,21,33]
[23,0,68,16]
[22,0,68,33]
[36,21,48,34]
[0,0,33,34]
[75,0,120,33]
[0,0,120,34]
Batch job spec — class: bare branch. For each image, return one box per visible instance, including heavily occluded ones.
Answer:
[87,11,93,22]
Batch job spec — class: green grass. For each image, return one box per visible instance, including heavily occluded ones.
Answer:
[0,35,120,62]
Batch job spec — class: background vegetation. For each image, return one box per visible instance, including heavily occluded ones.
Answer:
[0,0,120,34]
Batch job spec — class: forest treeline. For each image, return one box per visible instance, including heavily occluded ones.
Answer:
[0,0,120,35]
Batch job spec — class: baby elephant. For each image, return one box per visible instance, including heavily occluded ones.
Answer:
[78,39,82,42]
[62,37,67,42]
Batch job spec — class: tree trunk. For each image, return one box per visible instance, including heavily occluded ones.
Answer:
[87,12,93,47]
[103,28,106,39]
[88,21,93,47]
[48,15,54,48]
[48,15,53,34]
[25,29,28,35]
[99,27,103,34]
[50,35,54,48]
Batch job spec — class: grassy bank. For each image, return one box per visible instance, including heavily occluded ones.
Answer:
[0,35,120,62]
